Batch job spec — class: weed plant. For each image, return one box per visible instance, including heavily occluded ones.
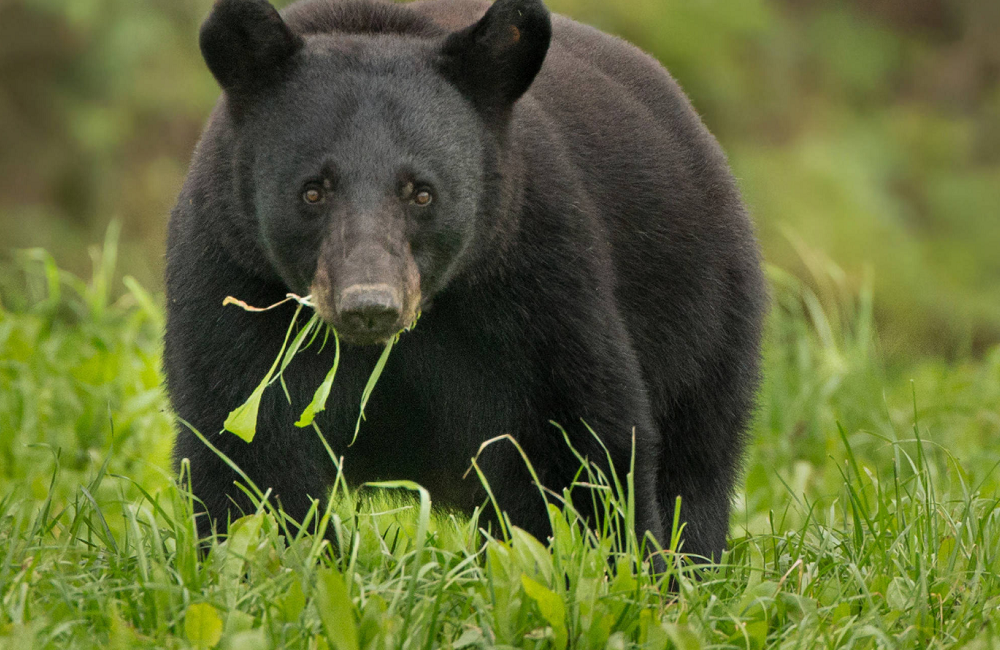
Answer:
[1,236,999,648]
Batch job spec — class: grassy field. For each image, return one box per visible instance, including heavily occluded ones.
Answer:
[1,234,999,649]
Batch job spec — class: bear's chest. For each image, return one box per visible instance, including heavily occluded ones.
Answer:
[288,317,535,507]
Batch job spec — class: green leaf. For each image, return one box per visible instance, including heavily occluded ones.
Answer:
[279,313,322,378]
[350,335,395,445]
[831,602,852,623]
[639,610,667,649]
[185,603,223,649]
[281,578,306,623]
[296,329,341,427]
[588,614,614,650]
[223,629,269,650]
[221,514,264,598]
[485,541,516,640]
[937,536,956,571]
[315,567,359,650]
[662,623,703,650]
[510,526,554,584]
[224,304,303,442]
[223,610,255,637]
[744,539,765,593]
[521,574,567,650]
[738,580,779,618]
[279,312,323,403]
[886,576,912,611]
[224,381,267,443]
[744,620,768,650]
[453,628,484,649]
[778,593,818,622]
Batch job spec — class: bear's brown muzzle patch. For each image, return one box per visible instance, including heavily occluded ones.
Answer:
[310,239,421,345]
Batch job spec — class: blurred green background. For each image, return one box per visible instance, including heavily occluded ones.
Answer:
[1,0,998,360]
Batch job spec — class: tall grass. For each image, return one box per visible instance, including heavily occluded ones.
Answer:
[1,240,998,648]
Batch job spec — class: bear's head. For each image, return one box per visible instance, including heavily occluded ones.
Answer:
[200,0,552,344]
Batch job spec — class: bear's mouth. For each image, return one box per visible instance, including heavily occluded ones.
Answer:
[309,246,422,346]
[309,281,421,346]
[328,286,420,346]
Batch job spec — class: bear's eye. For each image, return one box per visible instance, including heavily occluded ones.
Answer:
[413,189,433,207]
[302,186,325,205]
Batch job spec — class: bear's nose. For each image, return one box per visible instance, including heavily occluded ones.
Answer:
[337,284,402,339]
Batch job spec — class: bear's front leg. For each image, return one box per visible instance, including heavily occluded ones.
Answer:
[469,316,668,563]
[474,402,668,565]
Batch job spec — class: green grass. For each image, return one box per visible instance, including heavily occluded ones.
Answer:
[1,238,999,649]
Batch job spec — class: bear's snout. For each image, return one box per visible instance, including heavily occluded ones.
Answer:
[336,284,403,342]
[310,236,421,345]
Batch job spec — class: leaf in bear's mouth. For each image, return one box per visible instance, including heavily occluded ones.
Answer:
[222,298,312,443]
[350,333,395,446]
[221,292,405,444]
[295,332,340,429]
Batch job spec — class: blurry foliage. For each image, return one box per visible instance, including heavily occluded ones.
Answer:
[0,0,217,289]
[1,0,998,358]
[0,225,173,500]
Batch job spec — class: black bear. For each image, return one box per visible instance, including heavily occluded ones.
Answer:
[165,0,767,561]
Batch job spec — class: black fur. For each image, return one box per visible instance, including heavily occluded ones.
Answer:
[165,0,767,560]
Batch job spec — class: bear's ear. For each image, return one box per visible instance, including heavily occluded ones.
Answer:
[200,0,303,97]
[438,0,552,118]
